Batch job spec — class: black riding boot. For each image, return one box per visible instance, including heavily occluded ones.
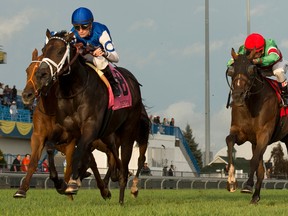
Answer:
[102,66,121,97]
[280,84,288,106]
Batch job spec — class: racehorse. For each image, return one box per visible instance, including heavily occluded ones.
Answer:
[20,50,149,200]
[16,49,111,200]
[34,30,146,204]
[225,48,288,204]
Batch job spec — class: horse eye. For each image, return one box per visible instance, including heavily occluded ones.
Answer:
[227,66,234,77]
[247,65,256,76]
[58,47,66,56]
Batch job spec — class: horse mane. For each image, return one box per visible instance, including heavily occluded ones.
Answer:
[53,30,68,37]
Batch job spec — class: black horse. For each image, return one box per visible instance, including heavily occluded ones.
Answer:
[226,48,288,204]
[35,30,146,204]
[16,49,112,200]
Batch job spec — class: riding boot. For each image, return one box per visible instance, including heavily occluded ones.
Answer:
[102,66,121,97]
[280,84,288,106]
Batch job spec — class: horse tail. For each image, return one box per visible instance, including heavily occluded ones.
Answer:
[136,104,150,145]
[116,66,142,87]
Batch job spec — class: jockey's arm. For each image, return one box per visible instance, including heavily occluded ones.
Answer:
[99,30,119,63]
[259,52,281,67]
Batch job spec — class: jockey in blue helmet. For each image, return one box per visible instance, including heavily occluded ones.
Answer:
[71,7,121,97]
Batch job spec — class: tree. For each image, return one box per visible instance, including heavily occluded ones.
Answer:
[182,124,203,168]
[269,143,288,179]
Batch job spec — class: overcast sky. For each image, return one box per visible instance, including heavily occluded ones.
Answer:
[1,1,287,157]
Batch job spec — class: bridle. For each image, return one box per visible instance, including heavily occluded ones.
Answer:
[39,36,80,81]
[26,60,41,97]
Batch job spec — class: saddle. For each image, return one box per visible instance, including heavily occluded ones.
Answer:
[85,62,132,111]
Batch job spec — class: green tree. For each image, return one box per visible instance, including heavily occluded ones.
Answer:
[182,124,203,168]
[269,143,288,178]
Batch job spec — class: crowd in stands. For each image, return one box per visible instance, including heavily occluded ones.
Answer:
[150,115,175,127]
[9,153,48,173]
[150,115,176,136]
[0,83,33,123]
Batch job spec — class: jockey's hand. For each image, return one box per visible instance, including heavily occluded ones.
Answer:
[92,47,107,57]
[252,58,262,65]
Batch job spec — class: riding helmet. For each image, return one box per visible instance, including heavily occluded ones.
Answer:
[244,33,265,52]
[71,7,94,25]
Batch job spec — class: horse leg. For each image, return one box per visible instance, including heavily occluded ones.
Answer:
[58,141,77,200]
[14,135,45,198]
[241,144,257,194]
[250,157,265,204]
[118,141,134,205]
[86,152,111,200]
[225,134,238,192]
[131,143,147,198]
[66,136,93,194]
[46,141,67,195]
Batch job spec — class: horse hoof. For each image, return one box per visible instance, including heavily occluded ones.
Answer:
[13,190,26,198]
[65,180,79,195]
[226,181,237,192]
[55,179,67,195]
[102,190,112,200]
[250,196,260,204]
[131,189,139,198]
[241,185,253,194]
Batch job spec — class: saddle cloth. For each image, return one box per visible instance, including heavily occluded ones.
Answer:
[86,62,132,111]
[266,78,288,117]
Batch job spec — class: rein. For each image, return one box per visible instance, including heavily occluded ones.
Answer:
[41,36,90,99]
[27,60,41,97]
[226,67,266,98]
[40,36,79,79]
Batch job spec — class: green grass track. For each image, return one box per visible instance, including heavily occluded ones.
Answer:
[1,189,288,216]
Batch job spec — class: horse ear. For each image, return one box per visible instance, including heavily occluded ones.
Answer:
[247,48,256,60]
[46,29,51,39]
[231,48,238,60]
[32,48,38,61]
[65,32,75,43]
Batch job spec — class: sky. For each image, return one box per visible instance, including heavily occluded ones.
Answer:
[1,0,288,158]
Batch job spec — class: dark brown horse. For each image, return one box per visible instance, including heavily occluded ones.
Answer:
[226,48,288,204]
[34,30,146,204]
[20,50,149,200]
[16,49,111,200]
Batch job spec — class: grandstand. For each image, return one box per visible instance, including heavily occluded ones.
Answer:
[0,94,200,178]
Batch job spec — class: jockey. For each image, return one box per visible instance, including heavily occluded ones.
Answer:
[71,7,121,97]
[228,33,288,105]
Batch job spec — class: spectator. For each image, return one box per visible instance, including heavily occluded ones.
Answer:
[153,116,160,124]
[21,154,31,172]
[162,118,169,126]
[41,159,49,172]
[3,85,11,106]
[162,166,168,176]
[0,82,3,104]
[10,154,21,172]
[9,101,18,121]
[170,118,175,126]
[11,85,17,102]
[168,165,174,176]
[140,162,152,176]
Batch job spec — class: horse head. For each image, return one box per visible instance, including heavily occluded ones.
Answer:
[227,48,258,106]
[22,49,43,105]
[36,29,76,91]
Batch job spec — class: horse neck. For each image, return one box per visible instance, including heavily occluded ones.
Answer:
[59,60,88,92]
[246,77,277,112]
[38,85,57,115]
